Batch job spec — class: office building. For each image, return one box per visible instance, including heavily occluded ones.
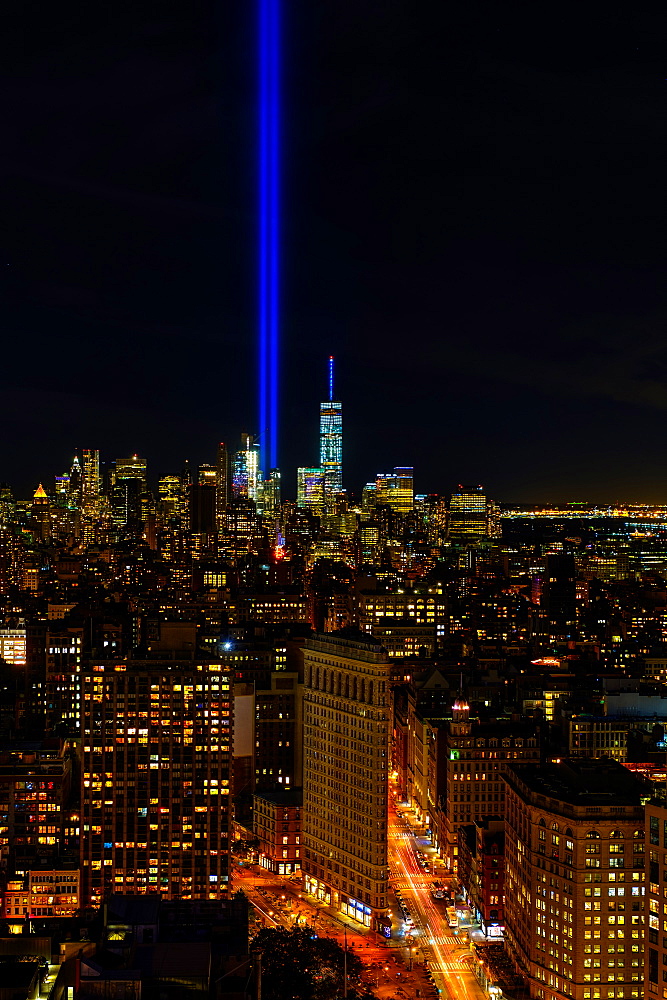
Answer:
[457,818,505,939]
[82,449,100,507]
[543,554,577,636]
[80,659,232,906]
[449,486,488,539]
[440,701,541,868]
[110,455,154,531]
[297,467,325,518]
[254,789,302,876]
[647,799,667,999]
[375,468,414,514]
[0,626,27,668]
[81,449,100,541]
[567,716,658,763]
[157,475,181,513]
[218,501,263,561]
[0,529,23,594]
[302,631,391,932]
[0,738,73,867]
[216,441,229,527]
[54,473,69,498]
[254,671,302,792]
[68,455,82,507]
[503,759,648,1000]
[2,863,80,922]
[260,467,281,516]
[45,623,83,731]
[358,586,447,641]
[30,484,51,541]
[228,592,308,626]
[115,454,147,484]
[190,464,217,533]
[319,357,343,499]
[232,433,262,503]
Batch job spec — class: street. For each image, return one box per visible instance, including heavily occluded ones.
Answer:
[232,798,487,1000]
[387,802,486,1000]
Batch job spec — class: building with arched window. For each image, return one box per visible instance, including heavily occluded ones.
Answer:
[302,631,390,933]
[503,759,649,1000]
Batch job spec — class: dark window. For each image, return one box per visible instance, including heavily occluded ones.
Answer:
[650,816,659,846]
[649,947,658,984]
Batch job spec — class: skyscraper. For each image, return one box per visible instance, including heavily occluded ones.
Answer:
[190,465,217,533]
[68,455,82,508]
[375,467,414,514]
[297,467,325,518]
[302,631,391,933]
[319,357,342,500]
[216,442,229,530]
[503,759,648,1000]
[232,433,262,503]
[111,455,152,530]
[448,485,488,539]
[81,449,100,513]
[81,449,100,543]
[80,658,232,905]
[260,467,281,516]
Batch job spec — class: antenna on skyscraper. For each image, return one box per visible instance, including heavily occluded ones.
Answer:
[329,355,334,402]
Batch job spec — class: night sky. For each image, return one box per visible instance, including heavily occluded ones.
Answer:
[3,1,667,502]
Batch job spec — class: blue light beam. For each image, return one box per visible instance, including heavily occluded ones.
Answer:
[259,0,280,473]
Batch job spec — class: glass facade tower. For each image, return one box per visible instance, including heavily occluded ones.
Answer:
[319,357,342,498]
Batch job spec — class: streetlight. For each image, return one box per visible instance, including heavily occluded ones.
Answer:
[409,947,417,972]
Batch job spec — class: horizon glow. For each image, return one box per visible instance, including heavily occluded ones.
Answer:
[258,0,280,473]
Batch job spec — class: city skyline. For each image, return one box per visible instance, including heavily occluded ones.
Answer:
[4,4,667,999]
[3,4,667,502]
[1,350,667,996]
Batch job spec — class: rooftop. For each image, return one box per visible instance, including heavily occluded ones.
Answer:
[254,788,302,806]
[134,941,211,979]
[505,758,651,808]
[106,894,161,927]
[307,629,389,660]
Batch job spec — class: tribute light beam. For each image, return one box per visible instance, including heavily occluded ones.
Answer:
[258,0,280,473]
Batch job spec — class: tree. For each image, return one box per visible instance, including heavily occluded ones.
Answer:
[252,926,375,1000]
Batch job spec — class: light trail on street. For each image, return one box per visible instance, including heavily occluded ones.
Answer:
[387,806,486,1000]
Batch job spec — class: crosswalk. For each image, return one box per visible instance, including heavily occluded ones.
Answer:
[428,962,465,972]
[392,877,437,887]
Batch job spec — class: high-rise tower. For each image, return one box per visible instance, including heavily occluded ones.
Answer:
[297,467,325,518]
[81,449,99,512]
[319,357,342,500]
[302,632,391,933]
[448,485,488,539]
[232,433,262,504]
[68,455,82,508]
[81,449,100,543]
[216,442,229,530]
[80,658,232,905]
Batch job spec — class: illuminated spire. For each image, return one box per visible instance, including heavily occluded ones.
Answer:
[320,356,342,498]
